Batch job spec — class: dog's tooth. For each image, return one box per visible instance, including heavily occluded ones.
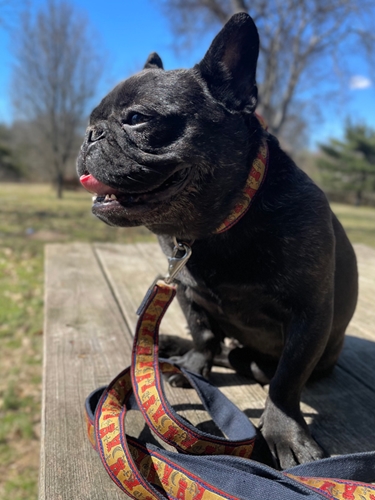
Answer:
[102,193,117,202]
[92,195,96,202]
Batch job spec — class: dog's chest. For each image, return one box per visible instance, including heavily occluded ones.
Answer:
[178,263,286,357]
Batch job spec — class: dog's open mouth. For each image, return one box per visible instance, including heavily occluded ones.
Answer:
[80,167,192,211]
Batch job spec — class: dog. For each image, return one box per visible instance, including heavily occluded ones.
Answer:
[77,13,358,469]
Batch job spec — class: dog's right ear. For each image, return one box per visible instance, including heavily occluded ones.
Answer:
[197,13,259,114]
[143,52,164,70]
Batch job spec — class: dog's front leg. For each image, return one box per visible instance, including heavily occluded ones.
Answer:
[166,284,221,387]
[259,305,333,469]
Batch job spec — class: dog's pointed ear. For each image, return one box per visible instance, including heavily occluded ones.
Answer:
[143,52,164,70]
[197,13,259,113]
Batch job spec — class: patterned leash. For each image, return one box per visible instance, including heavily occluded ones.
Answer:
[85,239,375,500]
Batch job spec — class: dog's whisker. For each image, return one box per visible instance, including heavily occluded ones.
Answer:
[140,167,165,175]
[126,175,150,184]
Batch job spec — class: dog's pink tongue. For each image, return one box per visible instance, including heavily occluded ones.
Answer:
[80,174,118,195]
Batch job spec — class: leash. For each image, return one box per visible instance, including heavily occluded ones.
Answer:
[85,240,375,499]
[85,118,375,499]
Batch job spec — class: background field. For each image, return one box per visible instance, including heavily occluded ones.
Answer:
[0,182,374,499]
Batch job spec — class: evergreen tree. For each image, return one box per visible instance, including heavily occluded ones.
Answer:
[0,125,23,181]
[318,123,375,205]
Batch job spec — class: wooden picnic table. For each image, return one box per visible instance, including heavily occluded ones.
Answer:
[39,242,375,500]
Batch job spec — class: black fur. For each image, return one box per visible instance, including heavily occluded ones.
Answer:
[77,13,358,469]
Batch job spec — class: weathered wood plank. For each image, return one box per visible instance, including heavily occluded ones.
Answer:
[40,243,133,500]
[94,243,270,429]
[336,244,375,389]
[94,242,188,337]
[95,242,375,455]
[303,365,375,454]
[135,240,266,423]
[349,244,375,342]
[41,242,375,500]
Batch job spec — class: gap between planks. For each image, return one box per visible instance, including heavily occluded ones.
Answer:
[40,241,375,500]
[93,242,375,455]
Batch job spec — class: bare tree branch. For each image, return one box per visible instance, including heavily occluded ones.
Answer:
[11,0,105,197]
[154,0,375,150]
[231,0,247,14]
[203,0,230,23]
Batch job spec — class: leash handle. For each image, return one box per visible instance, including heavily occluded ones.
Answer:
[86,281,375,499]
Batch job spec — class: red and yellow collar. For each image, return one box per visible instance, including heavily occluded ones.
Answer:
[215,115,268,234]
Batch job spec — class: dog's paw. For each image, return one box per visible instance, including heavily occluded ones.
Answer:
[166,372,191,388]
[259,398,325,469]
[164,349,212,387]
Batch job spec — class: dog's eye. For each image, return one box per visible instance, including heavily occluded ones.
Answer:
[128,113,149,126]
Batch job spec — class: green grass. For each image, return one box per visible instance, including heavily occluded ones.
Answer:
[331,203,375,248]
[0,183,374,499]
[0,183,155,500]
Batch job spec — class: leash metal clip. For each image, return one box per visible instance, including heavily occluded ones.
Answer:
[136,237,192,316]
[164,237,192,284]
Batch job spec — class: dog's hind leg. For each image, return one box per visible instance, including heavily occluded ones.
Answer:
[159,334,194,359]
[227,347,278,385]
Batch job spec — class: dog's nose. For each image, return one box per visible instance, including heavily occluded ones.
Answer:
[88,126,105,143]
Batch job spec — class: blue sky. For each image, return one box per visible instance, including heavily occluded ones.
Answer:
[0,0,374,149]
[0,0,210,123]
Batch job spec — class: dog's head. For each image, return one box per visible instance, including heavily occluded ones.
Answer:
[77,13,261,239]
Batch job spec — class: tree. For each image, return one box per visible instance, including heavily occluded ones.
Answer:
[11,0,105,197]
[0,124,23,180]
[318,123,375,205]
[155,0,375,148]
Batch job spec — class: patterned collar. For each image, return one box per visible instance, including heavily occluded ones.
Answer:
[215,114,268,234]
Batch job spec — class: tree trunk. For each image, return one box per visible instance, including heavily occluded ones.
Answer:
[56,172,64,199]
[355,190,362,206]
[11,0,105,194]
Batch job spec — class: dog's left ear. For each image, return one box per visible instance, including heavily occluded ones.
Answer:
[144,52,164,70]
[198,13,259,113]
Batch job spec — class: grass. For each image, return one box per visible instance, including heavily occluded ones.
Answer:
[331,203,375,248]
[0,182,374,499]
[0,182,154,500]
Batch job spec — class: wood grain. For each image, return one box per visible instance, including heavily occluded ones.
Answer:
[40,244,133,500]
[40,242,375,499]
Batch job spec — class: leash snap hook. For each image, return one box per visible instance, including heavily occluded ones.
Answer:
[136,238,192,316]
[164,237,192,284]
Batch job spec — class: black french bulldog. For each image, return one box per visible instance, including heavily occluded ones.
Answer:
[77,13,358,469]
